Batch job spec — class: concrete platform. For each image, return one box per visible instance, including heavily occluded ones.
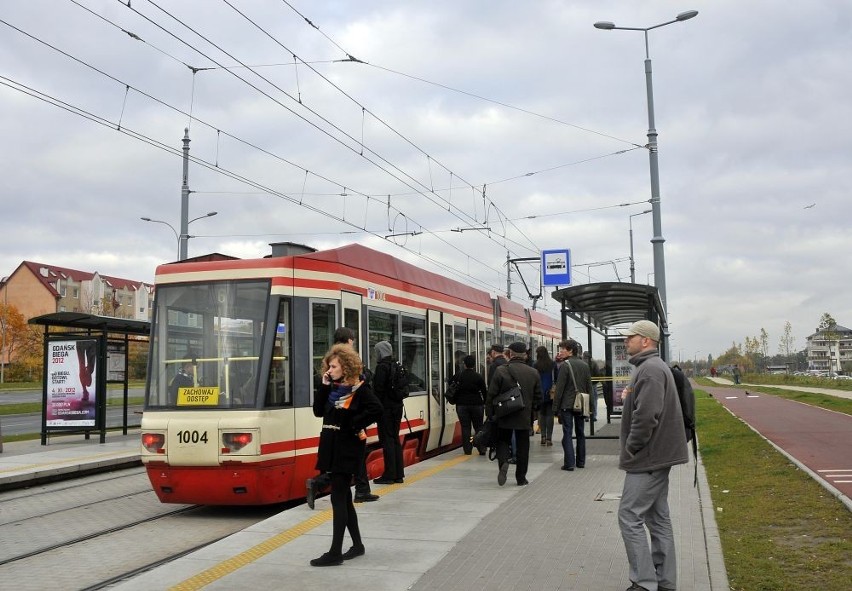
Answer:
[108,423,728,591]
[0,430,140,490]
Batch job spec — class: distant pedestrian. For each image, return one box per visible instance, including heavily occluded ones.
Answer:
[732,365,741,385]
[582,350,600,421]
[450,354,487,455]
[710,366,717,378]
[534,346,555,446]
[617,320,688,591]
[486,344,507,383]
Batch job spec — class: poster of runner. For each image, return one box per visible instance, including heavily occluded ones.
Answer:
[46,339,98,427]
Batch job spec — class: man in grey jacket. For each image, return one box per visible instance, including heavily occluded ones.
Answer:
[552,339,592,470]
[486,342,542,487]
[618,320,688,591]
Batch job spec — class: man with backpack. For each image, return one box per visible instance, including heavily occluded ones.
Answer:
[372,340,406,484]
[618,320,688,591]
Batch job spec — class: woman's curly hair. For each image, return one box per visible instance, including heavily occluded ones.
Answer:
[322,343,364,386]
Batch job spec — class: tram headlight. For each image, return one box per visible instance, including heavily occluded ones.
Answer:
[142,432,166,453]
[222,432,253,453]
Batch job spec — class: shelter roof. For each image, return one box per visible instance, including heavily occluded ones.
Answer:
[551,282,667,336]
[28,312,151,336]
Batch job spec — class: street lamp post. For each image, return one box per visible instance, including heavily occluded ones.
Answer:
[629,209,652,283]
[141,211,217,260]
[595,10,698,361]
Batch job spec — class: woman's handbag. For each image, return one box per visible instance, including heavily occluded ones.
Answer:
[565,361,591,417]
[492,365,526,418]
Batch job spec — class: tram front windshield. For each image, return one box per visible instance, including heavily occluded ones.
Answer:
[146,280,281,409]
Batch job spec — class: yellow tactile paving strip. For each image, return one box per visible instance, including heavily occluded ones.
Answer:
[169,453,472,591]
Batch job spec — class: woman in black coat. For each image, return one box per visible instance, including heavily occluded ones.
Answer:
[450,354,488,455]
[310,344,383,567]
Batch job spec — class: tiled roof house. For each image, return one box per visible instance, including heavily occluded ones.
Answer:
[0,261,153,322]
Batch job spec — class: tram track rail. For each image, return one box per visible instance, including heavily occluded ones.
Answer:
[0,503,200,567]
[0,467,283,591]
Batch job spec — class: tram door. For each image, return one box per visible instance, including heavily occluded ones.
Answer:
[424,310,450,453]
[341,292,362,354]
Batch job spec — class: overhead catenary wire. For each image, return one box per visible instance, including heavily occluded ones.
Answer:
[75,0,640,261]
[0,73,505,294]
[2,9,531,267]
[113,0,542,261]
[10,4,643,300]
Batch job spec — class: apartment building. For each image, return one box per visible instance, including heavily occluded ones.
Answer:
[0,261,153,323]
[805,324,852,374]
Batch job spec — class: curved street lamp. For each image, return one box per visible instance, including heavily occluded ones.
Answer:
[629,209,652,283]
[594,10,698,361]
[141,211,217,260]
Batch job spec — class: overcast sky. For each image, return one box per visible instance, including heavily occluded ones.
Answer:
[2,0,850,361]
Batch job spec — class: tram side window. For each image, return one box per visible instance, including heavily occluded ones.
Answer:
[311,301,337,400]
[401,315,426,393]
[265,300,292,407]
[367,309,399,370]
[430,321,440,401]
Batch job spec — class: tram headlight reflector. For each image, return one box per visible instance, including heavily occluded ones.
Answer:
[142,432,166,453]
[222,432,253,453]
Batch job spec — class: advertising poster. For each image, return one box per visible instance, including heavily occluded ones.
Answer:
[609,340,632,412]
[46,339,97,427]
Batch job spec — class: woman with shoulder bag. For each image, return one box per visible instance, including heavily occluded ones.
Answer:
[451,354,488,455]
[310,344,383,567]
[552,340,592,471]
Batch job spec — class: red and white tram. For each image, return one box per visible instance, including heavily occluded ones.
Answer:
[140,243,561,505]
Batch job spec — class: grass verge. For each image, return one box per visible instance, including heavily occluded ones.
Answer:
[0,397,144,416]
[697,388,852,590]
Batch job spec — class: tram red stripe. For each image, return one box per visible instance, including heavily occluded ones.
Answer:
[259,419,425,455]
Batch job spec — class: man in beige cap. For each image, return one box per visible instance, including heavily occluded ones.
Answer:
[617,320,687,591]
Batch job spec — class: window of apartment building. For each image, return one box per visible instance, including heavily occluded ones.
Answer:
[73,287,79,298]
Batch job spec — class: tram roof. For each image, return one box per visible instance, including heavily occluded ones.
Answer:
[550,282,667,337]
[300,244,495,308]
[29,312,151,336]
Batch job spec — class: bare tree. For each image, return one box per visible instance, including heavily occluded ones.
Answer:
[759,328,769,372]
[778,321,796,366]
[818,313,838,374]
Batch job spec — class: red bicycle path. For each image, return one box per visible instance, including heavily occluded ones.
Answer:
[701,384,852,503]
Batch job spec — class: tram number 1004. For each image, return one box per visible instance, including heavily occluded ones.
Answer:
[177,430,209,444]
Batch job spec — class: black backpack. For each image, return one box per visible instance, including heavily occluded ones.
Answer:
[389,361,410,403]
[670,365,698,486]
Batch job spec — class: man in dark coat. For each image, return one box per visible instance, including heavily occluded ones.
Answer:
[372,340,405,484]
[486,344,507,383]
[486,342,542,486]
